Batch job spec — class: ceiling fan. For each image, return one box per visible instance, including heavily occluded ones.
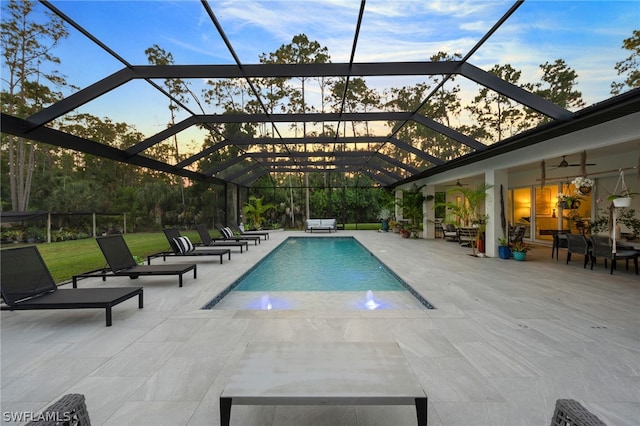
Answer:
[446,180,468,187]
[551,155,596,169]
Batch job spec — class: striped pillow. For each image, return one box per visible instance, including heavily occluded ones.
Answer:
[173,236,194,253]
[222,227,234,239]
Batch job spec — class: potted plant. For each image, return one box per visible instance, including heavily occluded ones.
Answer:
[557,193,583,210]
[378,208,392,232]
[396,185,425,238]
[511,241,532,261]
[497,237,511,259]
[608,190,638,208]
[473,215,488,254]
[434,183,493,256]
[571,176,594,195]
[608,170,638,208]
[618,208,640,240]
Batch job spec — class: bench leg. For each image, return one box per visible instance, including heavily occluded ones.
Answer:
[106,307,112,327]
[220,397,232,426]
[138,291,144,308]
[415,397,427,426]
[193,265,197,279]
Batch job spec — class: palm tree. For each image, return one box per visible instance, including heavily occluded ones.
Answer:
[242,196,275,229]
[436,183,493,256]
[135,182,178,227]
[396,185,425,237]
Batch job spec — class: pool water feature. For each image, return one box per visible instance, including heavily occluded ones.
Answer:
[203,237,434,310]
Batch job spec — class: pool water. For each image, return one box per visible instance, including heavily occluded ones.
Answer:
[203,236,434,310]
[235,237,404,292]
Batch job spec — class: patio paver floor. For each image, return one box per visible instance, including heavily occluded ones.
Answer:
[2,231,638,425]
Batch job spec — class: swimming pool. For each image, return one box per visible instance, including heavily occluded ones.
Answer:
[203,236,434,310]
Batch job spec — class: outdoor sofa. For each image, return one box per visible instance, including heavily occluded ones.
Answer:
[305,218,337,233]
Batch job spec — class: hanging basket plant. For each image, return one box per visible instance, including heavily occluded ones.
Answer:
[570,151,595,195]
[608,170,638,208]
[572,176,594,195]
[613,197,632,208]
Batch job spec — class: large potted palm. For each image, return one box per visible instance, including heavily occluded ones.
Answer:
[434,183,493,256]
[396,185,425,238]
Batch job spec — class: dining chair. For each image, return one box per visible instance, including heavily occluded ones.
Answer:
[565,234,591,268]
[590,234,638,275]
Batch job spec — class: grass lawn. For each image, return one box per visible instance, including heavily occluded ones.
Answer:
[344,223,380,231]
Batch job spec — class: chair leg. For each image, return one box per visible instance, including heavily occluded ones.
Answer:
[566,252,571,265]
[590,255,595,270]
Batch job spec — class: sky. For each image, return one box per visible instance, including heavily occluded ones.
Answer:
[3,0,639,142]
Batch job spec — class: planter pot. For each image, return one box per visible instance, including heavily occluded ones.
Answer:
[513,251,527,261]
[381,219,389,232]
[498,246,512,259]
[613,197,632,208]
[477,239,485,253]
[559,201,570,209]
[579,185,592,194]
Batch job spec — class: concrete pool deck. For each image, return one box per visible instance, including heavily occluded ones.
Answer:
[1,230,638,425]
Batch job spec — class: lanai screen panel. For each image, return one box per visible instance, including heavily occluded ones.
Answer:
[1,0,637,187]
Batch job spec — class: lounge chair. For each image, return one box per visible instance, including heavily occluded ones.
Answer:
[457,227,478,247]
[229,220,270,240]
[148,229,232,264]
[1,246,143,327]
[195,224,249,252]
[214,225,261,245]
[442,223,458,241]
[73,234,197,288]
